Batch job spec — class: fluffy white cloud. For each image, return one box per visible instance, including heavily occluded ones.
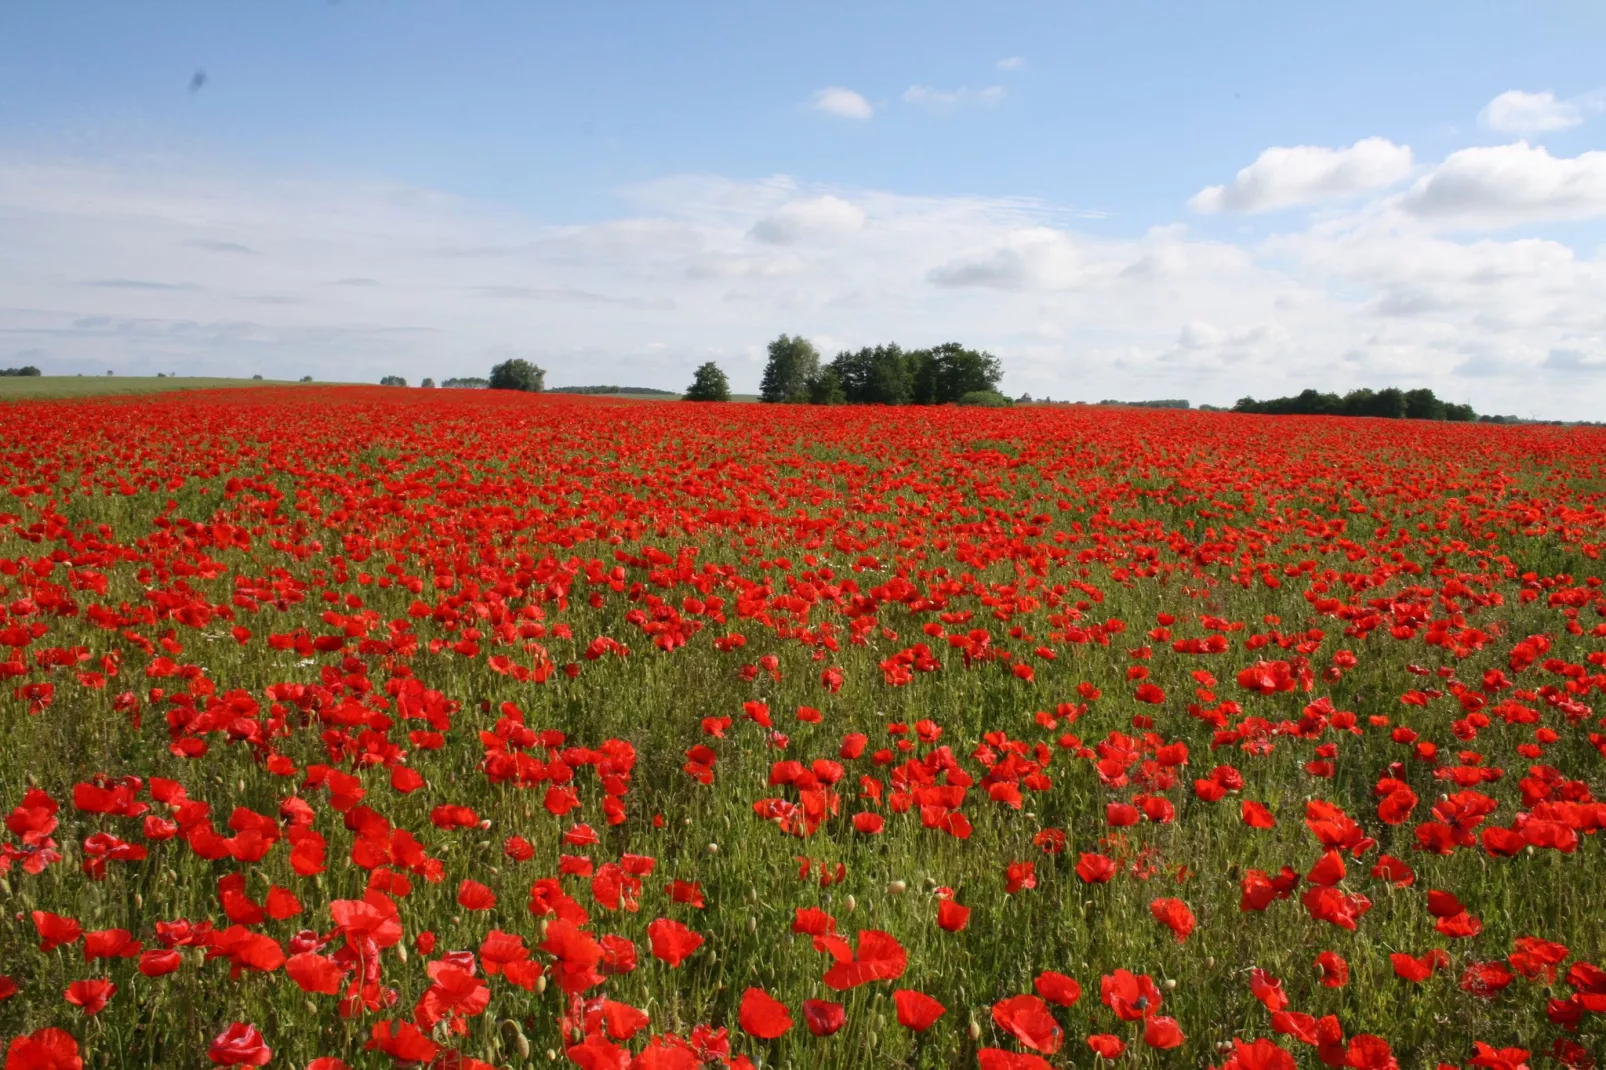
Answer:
[1479,90,1585,135]
[810,87,874,120]
[748,196,866,244]
[996,56,1027,71]
[1399,141,1606,226]
[1,151,1604,419]
[902,85,1006,110]
[1191,138,1414,213]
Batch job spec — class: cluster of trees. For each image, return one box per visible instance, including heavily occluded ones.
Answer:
[551,385,678,396]
[0,366,41,377]
[1100,398,1190,409]
[379,375,407,387]
[759,335,1004,406]
[442,377,489,388]
[1234,387,1476,422]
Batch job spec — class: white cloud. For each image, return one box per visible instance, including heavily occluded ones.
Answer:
[1399,141,1606,226]
[810,87,874,120]
[996,56,1027,71]
[1479,90,1585,135]
[748,196,866,244]
[902,85,1007,110]
[1191,138,1414,213]
[1,150,1604,419]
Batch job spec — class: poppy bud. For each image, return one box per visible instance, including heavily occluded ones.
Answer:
[843,894,857,913]
[707,842,719,854]
[1162,978,1177,990]
[887,880,907,896]
[546,1050,558,1061]
[747,916,757,934]
[1205,956,1215,969]
[535,974,547,994]
[397,942,408,963]
[967,1015,982,1040]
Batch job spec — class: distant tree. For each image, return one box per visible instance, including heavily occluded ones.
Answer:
[0,366,42,377]
[420,377,436,388]
[1403,387,1445,421]
[156,372,167,379]
[489,359,545,392]
[253,374,265,381]
[299,375,313,383]
[929,343,1002,403]
[442,376,490,389]
[806,366,846,405]
[759,335,819,403]
[379,375,406,387]
[1236,385,1474,420]
[955,389,1012,407]
[830,344,912,405]
[683,362,731,402]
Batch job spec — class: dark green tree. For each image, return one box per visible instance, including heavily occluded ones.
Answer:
[683,362,731,402]
[489,359,546,392]
[930,343,1002,402]
[1403,388,1445,421]
[758,335,819,403]
[379,375,406,387]
[830,344,912,405]
[806,366,846,405]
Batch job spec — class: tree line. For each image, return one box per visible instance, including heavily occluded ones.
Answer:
[1234,387,1476,421]
[751,335,1004,405]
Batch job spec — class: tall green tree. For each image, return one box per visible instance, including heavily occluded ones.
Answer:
[830,344,912,405]
[929,342,1002,402]
[489,359,546,392]
[806,366,846,405]
[758,335,819,403]
[683,362,731,402]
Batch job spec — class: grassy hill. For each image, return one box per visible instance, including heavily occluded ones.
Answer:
[0,376,309,400]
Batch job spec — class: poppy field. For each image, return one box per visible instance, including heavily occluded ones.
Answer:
[2,386,1605,1070]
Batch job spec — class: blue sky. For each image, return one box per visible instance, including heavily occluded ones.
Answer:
[3,2,1605,416]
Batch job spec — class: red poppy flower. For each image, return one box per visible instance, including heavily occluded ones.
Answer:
[992,994,1063,1053]
[4,1028,81,1070]
[893,988,945,1031]
[1034,971,1081,1007]
[801,998,846,1036]
[737,987,792,1039]
[63,979,115,1016]
[646,917,705,968]
[820,929,907,990]
[208,1024,271,1066]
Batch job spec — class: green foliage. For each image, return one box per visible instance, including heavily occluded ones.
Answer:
[0,366,42,377]
[806,366,847,405]
[955,389,1013,407]
[549,385,679,396]
[829,343,912,405]
[379,375,407,387]
[683,361,732,402]
[441,377,490,388]
[488,359,546,392]
[1100,398,1190,409]
[420,378,436,388]
[1235,386,1476,421]
[759,335,821,403]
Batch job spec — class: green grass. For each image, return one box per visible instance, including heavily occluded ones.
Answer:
[0,376,312,400]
